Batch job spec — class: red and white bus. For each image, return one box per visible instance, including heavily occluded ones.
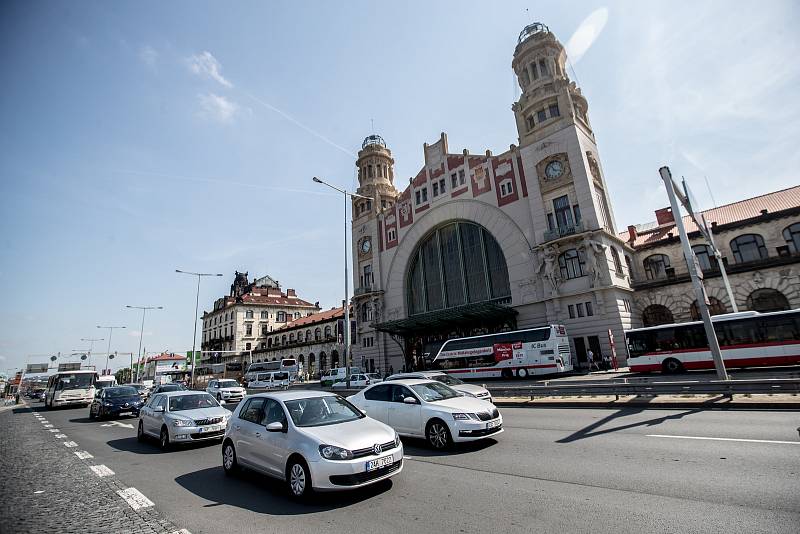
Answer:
[430,325,573,379]
[625,309,800,373]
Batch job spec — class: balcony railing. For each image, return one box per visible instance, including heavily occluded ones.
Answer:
[354,285,379,296]
[543,222,584,243]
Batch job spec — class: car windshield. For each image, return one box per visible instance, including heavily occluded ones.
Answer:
[410,382,461,402]
[169,394,218,411]
[430,374,464,386]
[57,373,94,390]
[105,387,139,398]
[284,396,364,427]
[217,380,239,388]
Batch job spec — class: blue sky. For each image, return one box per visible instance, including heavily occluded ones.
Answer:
[1,1,798,374]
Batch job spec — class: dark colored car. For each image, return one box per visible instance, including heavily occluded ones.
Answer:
[151,383,188,395]
[89,386,143,420]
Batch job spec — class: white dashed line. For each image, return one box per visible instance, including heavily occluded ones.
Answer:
[33,490,44,494]
[75,451,93,460]
[43,424,53,428]
[40,420,49,424]
[170,530,193,534]
[55,434,67,439]
[116,488,154,510]
[47,429,60,433]
[63,441,78,448]
[89,465,115,477]
[647,434,800,445]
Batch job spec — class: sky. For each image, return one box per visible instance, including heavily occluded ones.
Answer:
[1,0,799,375]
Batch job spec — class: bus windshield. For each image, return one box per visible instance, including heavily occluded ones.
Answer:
[57,373,94,390]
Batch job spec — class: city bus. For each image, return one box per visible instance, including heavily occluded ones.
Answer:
[430,325,573,379]
[44,369,98,409]
[244,358,298,383]
[625,309,800,373]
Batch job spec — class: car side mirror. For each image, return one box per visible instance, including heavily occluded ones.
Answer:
[266,421,286,433]
[403,397,418,404]
[359,408,368,415]
[154,406,165,413]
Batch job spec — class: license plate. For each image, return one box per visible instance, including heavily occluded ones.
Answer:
[366,455,393,472]
[119,412,132,416]
[486,420,501,429]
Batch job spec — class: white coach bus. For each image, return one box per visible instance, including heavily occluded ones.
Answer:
[44,369,98,409]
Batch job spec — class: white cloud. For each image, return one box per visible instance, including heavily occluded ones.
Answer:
[139,45,158,68]
[566,8,609,64]
[197,93,239,123]
[187,51,233,88]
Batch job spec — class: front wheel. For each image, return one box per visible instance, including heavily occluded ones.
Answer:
[159,427,171,450]
[89,405,95,420]
[517,368,528,379]
[137,421,146,442]
[662,358,684,374]
[222,442,239,476]
[286,459,312,499]
[501,368,513,379]
[427,419,452,450]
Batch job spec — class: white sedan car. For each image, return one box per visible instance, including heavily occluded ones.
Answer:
[206,379,246,404]
[386,371,493,403]
[222,391,403,498]
[331,373,383,389]
[348,379,502,450]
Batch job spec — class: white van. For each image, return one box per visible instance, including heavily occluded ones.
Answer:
[320,367,362,387]
[248,371,290,389]
[95,375,117,390]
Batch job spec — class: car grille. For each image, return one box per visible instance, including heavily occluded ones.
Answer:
[194,417,224,426]
[476,408,500,421]
[189,430,225,440]
[459,426,502,438]
[351,440,397,459]
[329,459,402,486]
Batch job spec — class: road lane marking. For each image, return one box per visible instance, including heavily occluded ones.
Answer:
[55,434,67,439]
[101,420,134,429]
[43,424,53,428]
[63,441,78,448]
[116,488,154,510]
[47,429,60,432]
[75,451,93,459]
[89,465,115,477]
[647,434,800,445]
[170,530,193,534]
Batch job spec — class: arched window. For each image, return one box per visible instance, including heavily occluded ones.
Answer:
[324,325,332,338]
[276,311,286,322]
[298,354,304,365]
[625,255,634,280]
[406,221,510,315]
[289,333,294,343]
[642,304,674,327]
[730,234,768,263]
[746,289,790,312]
[558,249,584,279]
[610,247,623,275]
[281,335,287,345]
[690,297,727,320]
[331,350,340,368]
[691,244,717,273]
[245,310,253,319]
[643,254,671,280]
[260,311,268,319]
[267,338,272,348]
[783,222,800,253]
[305,329,311,342]
[314,328,321,341]
[319,351,327,372]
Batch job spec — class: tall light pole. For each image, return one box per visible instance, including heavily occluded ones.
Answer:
[312,176,370,386]
[97,325,126,376]
[126,305,163,382]
[80,337,104,369]
[176,269,223,389]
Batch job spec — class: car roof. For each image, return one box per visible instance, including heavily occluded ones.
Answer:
[248,389,339,402]
[374,378,434,386]
[156,391,210,397]
[387,372,442,379]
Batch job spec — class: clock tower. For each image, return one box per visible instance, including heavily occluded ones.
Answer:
[351,134,398,374]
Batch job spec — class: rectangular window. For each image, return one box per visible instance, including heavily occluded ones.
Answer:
[549,103,560,118]
[553,195,574,229]
[623,299,632,313]
[439,178,445,193]
[415,191,421,205]
[547,213,555,231]
[421,188,428,202]
[458,169,465,185]
[368,165,373,178]
[381,199,386,209]
[576,303,585,318]
[531,62,539,80]
[585,302,594,316]
[363,264,373,286]
[537,109,547,123]
[568,304,575,319]
[245,324,252,335]
[539,59,548,75]
[451,173,458,189]
[366,199,372,211]
[433,182,439,197]
[527,115,535,130]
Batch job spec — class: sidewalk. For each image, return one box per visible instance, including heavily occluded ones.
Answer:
[0,403,186,534]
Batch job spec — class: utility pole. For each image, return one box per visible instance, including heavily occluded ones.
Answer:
[176,270,223,389]
[660,166,728,380]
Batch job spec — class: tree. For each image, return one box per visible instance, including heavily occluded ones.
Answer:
[115,368,132,384]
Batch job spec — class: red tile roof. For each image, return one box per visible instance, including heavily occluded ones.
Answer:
[238,294,315,307]
[276,306,348,331]
[621,185,800,248]
[147,353,185,362]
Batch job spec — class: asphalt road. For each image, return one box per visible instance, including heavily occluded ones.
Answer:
[32,401,800,534]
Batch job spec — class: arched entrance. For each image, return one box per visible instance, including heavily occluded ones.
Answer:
[331,350,340,369]
[308,353,315,378]
[746,289,790,312]
[642,304,674,327]
[690,297,727,320]
[319,351,327,373]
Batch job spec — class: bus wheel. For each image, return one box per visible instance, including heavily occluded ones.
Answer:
[501,369,513,379]
[662,358,683,374]
[517,368,528,379]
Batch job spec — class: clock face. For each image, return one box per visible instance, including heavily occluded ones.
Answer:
[361,239,372,254]
[545,160,564,180]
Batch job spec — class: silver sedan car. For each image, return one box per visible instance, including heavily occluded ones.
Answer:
[222,391,403,499]
[137,391,231,449]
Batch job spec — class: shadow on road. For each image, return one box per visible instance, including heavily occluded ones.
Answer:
[401,437,499,457]
[107,436,221,455]
[174,466,393,514]
[556,406,703,443]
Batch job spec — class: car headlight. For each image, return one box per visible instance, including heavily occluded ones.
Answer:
[319,445,353,460]
[460,391,477,398]
[452,413,478,421]
[172,418,194,427]
[103,402,114,407]
[394,433,401,448]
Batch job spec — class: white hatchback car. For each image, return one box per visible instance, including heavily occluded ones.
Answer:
[386,371,493,403]
[349,379,502,450]
[222,391,403,498]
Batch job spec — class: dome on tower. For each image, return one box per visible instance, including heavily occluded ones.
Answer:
[517,22,550,44]
[362,134,387,150]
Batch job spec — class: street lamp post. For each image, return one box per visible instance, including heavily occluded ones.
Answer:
[312,176,370,387]
[97,325,126,376]
[80,337,104,369]
[176,270,223,389]
[126,305,163,382]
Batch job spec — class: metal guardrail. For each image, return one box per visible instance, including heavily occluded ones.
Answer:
[485,378,800,399]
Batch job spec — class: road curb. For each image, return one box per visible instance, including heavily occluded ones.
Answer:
[494,398,800,410]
